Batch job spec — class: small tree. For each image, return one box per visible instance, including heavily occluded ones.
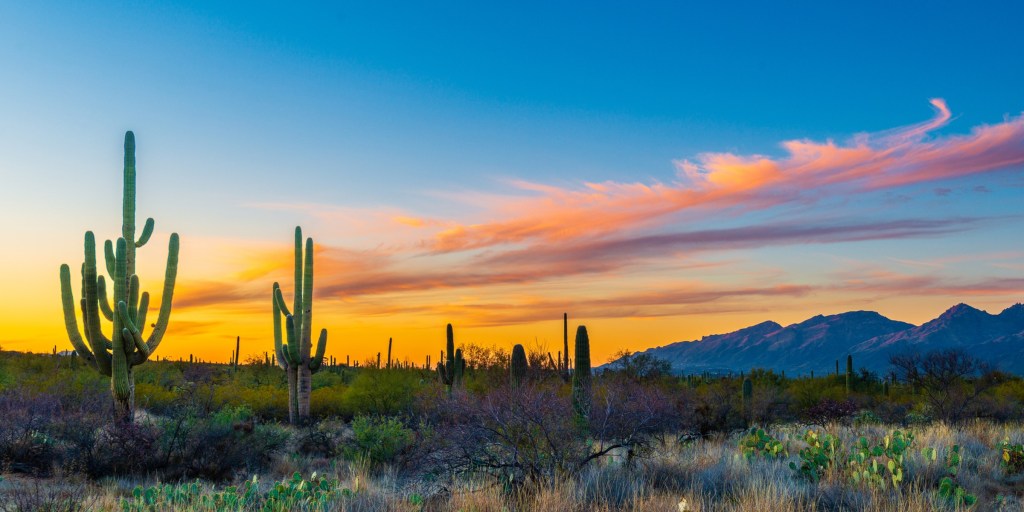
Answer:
[890,349,997,424]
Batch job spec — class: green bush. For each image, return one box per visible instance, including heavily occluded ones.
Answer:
[346,415,414,468]
[343,370,422,417]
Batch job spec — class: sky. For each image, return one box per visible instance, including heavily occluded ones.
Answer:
[1,1,1023,366]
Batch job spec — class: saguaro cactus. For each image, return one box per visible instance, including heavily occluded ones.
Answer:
[386,337,393,369]
[437,323,465,394]
[272,227,328,425]
[846,354,853,394]
[510,344,527,388]
[571,326,591,428]
[59,131,179,423]
[742,377,753,423]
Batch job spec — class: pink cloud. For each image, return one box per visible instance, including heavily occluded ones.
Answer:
[429,100,1024,252]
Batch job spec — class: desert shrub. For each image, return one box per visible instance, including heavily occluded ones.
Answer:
[343,370,422,417]
[0,391,63,476]
[90,421,160,476]
[803,399,857,426]
[0,477,94,512]
[429,379,674,491]
[852,409,882,426]
[690,380,743,434]
[346,415,414,468]
[157,405,289,482]
[310,385,347,418]
[293,421,343,459]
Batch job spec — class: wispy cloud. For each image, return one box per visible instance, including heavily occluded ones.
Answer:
[427,100,1024,252]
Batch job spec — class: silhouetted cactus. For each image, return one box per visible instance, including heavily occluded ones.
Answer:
[272,227,328,425]
[59,131,179,423]
[572,326,591,429]
[846,354,853,394]
[510,344,527,388]
[386,337,393,369]
[437,324,465,394]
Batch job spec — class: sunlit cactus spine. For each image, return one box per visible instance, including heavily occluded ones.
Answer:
[437,323,465,394]
[272,226,328,425]
[571,326,591,429]
[510,344,527,389]
[59,131,179,423]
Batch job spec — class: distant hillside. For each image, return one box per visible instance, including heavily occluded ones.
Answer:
[606,303,1024,375]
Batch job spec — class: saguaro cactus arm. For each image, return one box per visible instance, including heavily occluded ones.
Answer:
[310,329,327,373]
[132,233,178,363]
[272,284,289,370]
[59,264,96,366]
[136,218,155,248]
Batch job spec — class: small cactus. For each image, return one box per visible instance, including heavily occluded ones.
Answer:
[510,344,527,388]
[572,326,591,429]
[437,324,465,394]
[846,354,853,394]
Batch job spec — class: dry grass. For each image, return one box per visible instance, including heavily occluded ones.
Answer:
[3,421,1024,511]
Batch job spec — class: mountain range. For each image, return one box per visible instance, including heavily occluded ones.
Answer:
[611,303,1024,375]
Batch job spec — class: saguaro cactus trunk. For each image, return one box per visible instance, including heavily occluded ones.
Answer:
[510,344,527,389]
[571,326,591,429]
[59,131,179,423]
[437,324,465,394]
[272,227,328,424]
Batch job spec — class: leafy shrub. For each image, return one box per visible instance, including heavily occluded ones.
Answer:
[803,399,856,426]
[343,370,422,417]
[852,409,882,426]
[738,428,788,460]
[346,415,414,467]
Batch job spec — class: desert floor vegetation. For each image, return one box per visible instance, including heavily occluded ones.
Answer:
[2,347,1024,511]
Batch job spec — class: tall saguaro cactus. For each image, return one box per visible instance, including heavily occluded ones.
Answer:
[742,377,753,424]
[571,326,591,429]
[437,323,465,394]
[846,354,853,394]
[272,227,328,425]
[59,131,179,423]
[510,344,527,389]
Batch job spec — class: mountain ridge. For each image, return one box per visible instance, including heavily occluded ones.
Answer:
[609,303,1024,375]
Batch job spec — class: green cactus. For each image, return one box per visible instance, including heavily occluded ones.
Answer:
[745,376,753,415]
[272,226,328,425]
[846,354,853,394]
[510,344,527,388]
[437,323,465,394]
[59,131,179,423]
[571,326,591,429]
